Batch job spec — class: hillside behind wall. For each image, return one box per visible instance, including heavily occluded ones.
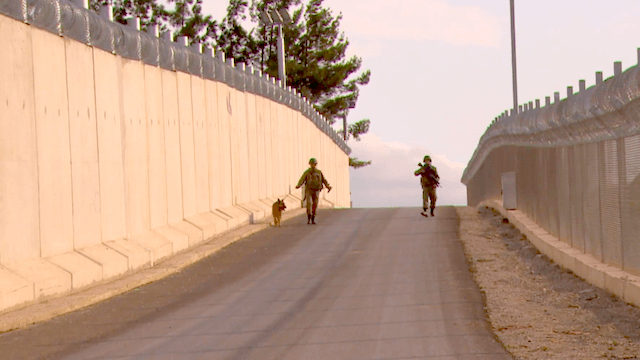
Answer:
[0,1,351,312]
[462,56,640,277]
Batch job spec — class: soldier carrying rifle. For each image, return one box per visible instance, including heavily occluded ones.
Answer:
[415,155,440,217]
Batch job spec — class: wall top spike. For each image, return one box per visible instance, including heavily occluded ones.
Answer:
[1,0,351,155]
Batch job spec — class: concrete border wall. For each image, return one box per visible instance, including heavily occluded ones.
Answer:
[0,6,350,313]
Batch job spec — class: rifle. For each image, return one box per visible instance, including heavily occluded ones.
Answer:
[416,163,441,187]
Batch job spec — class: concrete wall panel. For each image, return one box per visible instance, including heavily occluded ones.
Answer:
[144,65,168,230]
[270,102,281,195]
[331,138,338,204]
[32,28,74,257]
[336,142,343,205]
[245,92,259,201]
[121,59,150,237]
[293,113,303,187]
[312,127,321,163]
[205,81,221,210]
[256,95,267,200]
[0,13,351,310]
[93,49,126,242]
[191,76,210,213]
[228,88,241,204]
[176,72,197,217]
[289,110,298,187]
[65,38,101,250]
[281,105,289,194]
[215,82,233,207]
[235,88,250,204]
[161,71,183,224]
[334,146,341,206]
[301,116,309,173]
[263,96,274,197]
[345,151,351,207]
[0,16,40,263]
[287,107,296,189]
[285,106,294,193]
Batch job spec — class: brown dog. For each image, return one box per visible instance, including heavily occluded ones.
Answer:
[272,198,286,227]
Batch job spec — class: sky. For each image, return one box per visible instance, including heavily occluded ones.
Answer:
[201,0,640,208]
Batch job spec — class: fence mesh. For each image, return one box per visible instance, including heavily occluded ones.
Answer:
[465,134,640,274]
[462,51,640,275]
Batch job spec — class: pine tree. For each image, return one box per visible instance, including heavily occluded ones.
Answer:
[217,0,258,64]
[167,0,218,45]
[292,0,371,167]
[225,0,372,167]
[89,0,169,32]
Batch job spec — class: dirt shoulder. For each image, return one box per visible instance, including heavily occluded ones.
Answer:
[457,206,640,360]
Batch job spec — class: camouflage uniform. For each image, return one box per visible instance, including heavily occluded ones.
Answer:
[415,156,439,216]
[296,159,331,224]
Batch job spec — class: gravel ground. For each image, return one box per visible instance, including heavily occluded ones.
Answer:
[457,206,640,359]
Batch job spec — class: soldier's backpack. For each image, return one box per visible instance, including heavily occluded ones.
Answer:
[307,170,323,190]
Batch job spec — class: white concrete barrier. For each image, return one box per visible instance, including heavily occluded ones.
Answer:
[66,38,101,251]
[0,15,40,265]
[32,27,74,259]
[0,12,351,314]
[145,65,168,230]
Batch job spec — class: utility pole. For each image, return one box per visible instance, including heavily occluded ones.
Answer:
[276,24,286,87]
[510,0,519,114]
[260,8,291,87]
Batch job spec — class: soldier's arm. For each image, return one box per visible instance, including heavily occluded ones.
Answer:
[296,169,309,188]
[320,171,332,192]
[321,171,331,188]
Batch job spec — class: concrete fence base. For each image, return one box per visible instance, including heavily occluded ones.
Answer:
[480,200,640,308]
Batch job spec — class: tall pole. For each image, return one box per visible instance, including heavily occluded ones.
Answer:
[343,118,347,141]
[510,0,518,114]
[276,24,286,87]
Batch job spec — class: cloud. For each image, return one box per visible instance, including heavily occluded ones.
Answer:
[348,134,467,208]
[326,0,503,48]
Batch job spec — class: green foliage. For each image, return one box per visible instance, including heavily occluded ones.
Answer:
[217,0,257,64]
[223,0,372,168]
[89,0,169,32]
[337,118,369,142]
[88,0,371,168]
[349,157,371,168]
[286,0,370,126]
[166,0,218,45]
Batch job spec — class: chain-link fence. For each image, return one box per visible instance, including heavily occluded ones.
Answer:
[463,59,640,276]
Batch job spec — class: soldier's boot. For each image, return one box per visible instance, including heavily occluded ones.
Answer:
[307,214,311,224]
[311,215,316,224]
[430,207,435,216]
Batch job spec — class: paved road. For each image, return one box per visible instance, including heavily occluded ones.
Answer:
[0,207,509,359]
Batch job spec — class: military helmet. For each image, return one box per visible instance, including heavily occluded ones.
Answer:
[309,157,318,165]
[423,155,431,162]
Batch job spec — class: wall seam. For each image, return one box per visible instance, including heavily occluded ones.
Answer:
[176,73,185,219]
[228,90,235,205]
[31,28,43,259]
[190,76,198,214]
[63,38,76,251]
[90,45,103,245]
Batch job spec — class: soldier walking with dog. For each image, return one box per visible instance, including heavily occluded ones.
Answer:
[296,158,332,224]
[415,155,440,217]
